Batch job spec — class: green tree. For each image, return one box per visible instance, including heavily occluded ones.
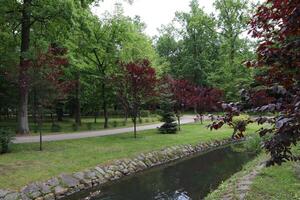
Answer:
[158,78,178,134]
[208,0,255,101]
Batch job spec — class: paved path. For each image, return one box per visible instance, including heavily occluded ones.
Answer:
[14,115,197,144]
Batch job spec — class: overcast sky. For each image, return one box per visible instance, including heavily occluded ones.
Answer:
[92,0,216,37]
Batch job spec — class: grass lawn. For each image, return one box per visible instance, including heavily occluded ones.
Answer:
[0,122,260,190]
[0,116,160,135]
[206,151,300,200]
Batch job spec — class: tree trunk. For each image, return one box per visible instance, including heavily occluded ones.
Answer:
[102,82,108,129]
[17,0,31,134]
[177,114,181,131]
[51,112,54,125]
[94,111,97,123]
[56,103,63,121]
[133,117,137,138]
[75,73,81,126]
[33,88,37,124]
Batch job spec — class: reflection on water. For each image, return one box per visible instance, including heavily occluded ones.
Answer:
[67,144,254,200]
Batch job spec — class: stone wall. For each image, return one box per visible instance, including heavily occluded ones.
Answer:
[0,138,243,200]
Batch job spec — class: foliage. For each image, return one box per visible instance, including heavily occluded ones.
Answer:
[243,134,262,154]
[211,0,300,166]
[246,0,300,166]
[156,1,219,86]
[158,77,178,134]
[192,87,224,113]
[0,128,15,154]
[113,60,157,138]
[208,0,255,101]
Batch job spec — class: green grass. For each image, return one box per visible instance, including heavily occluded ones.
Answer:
[246,159,300,200]
[206,152,300,200]
[0,116,160,135]
[0,122,259,190]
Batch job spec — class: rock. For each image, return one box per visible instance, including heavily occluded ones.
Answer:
[21,183,41,199]
[95,167,106,176]
[35,197,44,200]
[54,186,67,198]
[19,193,31,200]
[37,183,51,195]
[114,171,123,178]
[60,174,80,188]
[0,190,10,198]
[3,192,19,200]
[43,193,55,200]
[84,171,97,180]
[46,178,60,188]
[73,172,85,180]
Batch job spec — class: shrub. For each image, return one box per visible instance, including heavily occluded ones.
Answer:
[112,121,118,127]
[243,135,263,153]
[122,121,127,126]
[140,110,150,117]
[71,123,78,131]
[0,128,14,154]
[138,118,143,124]
[51,124,61,132]
[86,123,93,130]
[232,114,250,126]
[145,118,150,123]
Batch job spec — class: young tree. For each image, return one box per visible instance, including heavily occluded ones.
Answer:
[170,79,195,130]
[158,77,178,134]
[114,60,157,138]
[192,87,223,114]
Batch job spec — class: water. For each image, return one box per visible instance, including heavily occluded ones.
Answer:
[66,144,254,200]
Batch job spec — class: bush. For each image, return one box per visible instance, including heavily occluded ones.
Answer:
[140,110,150,117]
[71,123,78,131]
[0,128,14,154]
[112,121,118,127]
[138,118,143,124]
[243,135,263,153]
[232,114,250,125]
[145,118,150,123]
[86,123,93,130]
[51,124,61,132]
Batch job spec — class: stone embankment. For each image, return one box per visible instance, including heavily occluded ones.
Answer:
[0,138,243,200]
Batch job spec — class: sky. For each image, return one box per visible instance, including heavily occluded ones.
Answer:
[92,0,216,37]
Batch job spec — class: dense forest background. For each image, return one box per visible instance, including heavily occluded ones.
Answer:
[0,0,258,134]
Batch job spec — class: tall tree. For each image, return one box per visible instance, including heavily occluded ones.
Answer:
[209,0,254,101]
[1,0,92,133]
[156,0,220,86]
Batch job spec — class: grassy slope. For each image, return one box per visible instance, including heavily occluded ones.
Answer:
[0,123,259,190]
[206,152,300,200]
[0,117,160,135]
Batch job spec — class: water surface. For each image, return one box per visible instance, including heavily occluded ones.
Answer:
[66,144,254,200]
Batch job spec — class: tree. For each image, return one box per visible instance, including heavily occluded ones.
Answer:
[170,79,195,130]
[155,0,219,86]
[192,87,224,114]
[208,0,254,101]
[211,0,300,166]
[1,0,93,134]
[114,60,157,138]
[158,77,178,134]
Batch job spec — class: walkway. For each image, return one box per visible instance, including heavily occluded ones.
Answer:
[14,115,197,144]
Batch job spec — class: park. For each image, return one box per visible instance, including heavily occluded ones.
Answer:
[0,0,299,199]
